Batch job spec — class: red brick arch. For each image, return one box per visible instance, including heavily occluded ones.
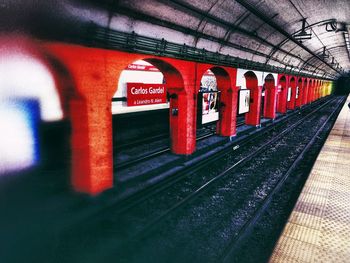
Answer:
[196,65,238,136]
[45,44,203,194]
[244,71,261,126]
[277,75,287,114]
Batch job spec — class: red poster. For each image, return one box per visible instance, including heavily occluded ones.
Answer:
[127,83,167,106]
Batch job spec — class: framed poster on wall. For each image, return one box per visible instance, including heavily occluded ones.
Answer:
[238,89,251,114]
[287,87,292,102]
[197,91,220,125]
[296,86,299,99]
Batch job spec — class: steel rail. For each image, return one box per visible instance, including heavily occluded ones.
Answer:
[131,97,337,240]
[102,98,327,217]
[221,96,345,262]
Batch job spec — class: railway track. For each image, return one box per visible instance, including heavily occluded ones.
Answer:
[220,96,345,262]
[128,96,343,241]
[115,125,217,170]
[115,118,246,170]
[110,96,328,208]
[53,96,344,263]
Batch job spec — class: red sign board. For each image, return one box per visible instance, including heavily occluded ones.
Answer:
[127,83,167,106]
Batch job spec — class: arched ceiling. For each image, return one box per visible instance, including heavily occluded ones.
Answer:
[2,0,350,79]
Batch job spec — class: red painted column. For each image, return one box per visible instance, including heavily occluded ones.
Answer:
[264,79,277,119]
[313,81,318,101]
[287,76,296,110]
[303,78,309,105]
[308,80,314,103]
[69,97,113,194]
[163,58,197,155]
[306,79,310,104]
[46,44,123,195]
[277,75,287,114]
[247,86,262,125]
[195,65,238,137]
[216,67,238,136]
[168,88,196,154]
[245,74,262,126]
[216,87,238,136]
[295,78,302,108]
[303,78,308,105]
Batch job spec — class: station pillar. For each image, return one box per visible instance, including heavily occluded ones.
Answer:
[245,72,262,126]
[215,67,239,137]
[168,87,196,155]
[160,58,197,155]
[46,43,121,195]
[263,78,277,119]
[302,79,309,105]
[277,76,287,114]
[308,80,314,103]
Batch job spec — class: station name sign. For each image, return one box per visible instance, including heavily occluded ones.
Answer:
[125,64,159,72]
[127,83,166,106]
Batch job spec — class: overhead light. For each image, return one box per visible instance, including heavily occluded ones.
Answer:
[335,22,348,32]
[293,19,312,42]
[325,20,348,33]
[320,46,329,59]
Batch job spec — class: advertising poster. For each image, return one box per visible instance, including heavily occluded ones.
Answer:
[296,86,299,99]
[287,87,292,102]
[238,89,250,114]
[127,83,166,106]
[201,91,220,124]
[277,85,282,93]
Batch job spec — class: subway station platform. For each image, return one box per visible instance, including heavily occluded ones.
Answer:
[269,95,350,262]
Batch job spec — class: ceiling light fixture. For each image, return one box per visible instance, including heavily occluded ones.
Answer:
[293,18,312,42]
[321,46,329,59]
[325,20,348,33]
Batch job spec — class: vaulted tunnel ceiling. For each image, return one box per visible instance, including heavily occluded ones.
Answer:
[2,0,350,79]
